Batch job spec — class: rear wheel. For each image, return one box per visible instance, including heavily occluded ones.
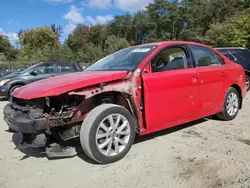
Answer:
[80,104,136,164]
[245,75,250,92]
[216,87,240,121]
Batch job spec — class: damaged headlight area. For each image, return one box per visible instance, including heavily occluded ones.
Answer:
[4,94,85,157]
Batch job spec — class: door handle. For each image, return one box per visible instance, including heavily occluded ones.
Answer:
[222,72,226,77]
[192,77,199,83]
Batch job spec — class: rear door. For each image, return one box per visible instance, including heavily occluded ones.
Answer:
[141,45,199,131]
[189,45,226,116]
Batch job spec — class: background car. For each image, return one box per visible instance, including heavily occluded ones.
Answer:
[0,61,83,98]
[216,47,250,91]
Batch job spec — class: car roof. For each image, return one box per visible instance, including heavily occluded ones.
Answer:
[42,61,78,64]
[138,41,213,49]
[215,47,247,50]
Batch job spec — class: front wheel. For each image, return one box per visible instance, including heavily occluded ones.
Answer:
[216,87,240,121]
[80,104,136,164]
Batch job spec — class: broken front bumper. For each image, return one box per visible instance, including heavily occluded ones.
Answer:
[4,101,82,157]
[4,104,46,133]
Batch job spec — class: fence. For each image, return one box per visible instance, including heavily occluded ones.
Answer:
[0,61,88,75]
[0,61,40,74]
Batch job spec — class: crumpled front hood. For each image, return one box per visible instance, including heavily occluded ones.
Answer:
[13,71,128,100]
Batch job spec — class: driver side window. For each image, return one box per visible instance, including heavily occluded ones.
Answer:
[33,64,55,75]
[151,47,188,72]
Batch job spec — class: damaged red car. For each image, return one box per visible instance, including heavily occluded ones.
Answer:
[4,41,246,164]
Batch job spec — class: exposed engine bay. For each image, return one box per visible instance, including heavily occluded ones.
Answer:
[4,90,136,157]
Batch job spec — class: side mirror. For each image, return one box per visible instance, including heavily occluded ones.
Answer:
[234,57,238,63]
[142,63,152,74]
[30,71,37,76]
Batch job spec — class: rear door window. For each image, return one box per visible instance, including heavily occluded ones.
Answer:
[190,45,222,67]
[74,63,82,71]
[57,63,74,73]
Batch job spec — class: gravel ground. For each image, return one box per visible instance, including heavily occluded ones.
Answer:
[1,94,250,188]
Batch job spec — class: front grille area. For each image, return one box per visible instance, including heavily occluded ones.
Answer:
[12,97,29,107]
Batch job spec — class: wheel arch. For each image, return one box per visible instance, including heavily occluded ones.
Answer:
[8,82,26,95]
[230,84,242,109]
[245,70,250,77]
[74,91,140,132]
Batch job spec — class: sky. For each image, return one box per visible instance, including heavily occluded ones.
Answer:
[0,0,154,45]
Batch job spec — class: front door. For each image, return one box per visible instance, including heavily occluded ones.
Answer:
[189,45,226,116]
[28,63,56,83]
[141,46,199,132]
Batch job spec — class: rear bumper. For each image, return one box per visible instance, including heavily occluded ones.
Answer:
[4,104,46,133]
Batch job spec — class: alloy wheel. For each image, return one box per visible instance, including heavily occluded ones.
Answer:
[226,92,239,117]
[95,114,131,157]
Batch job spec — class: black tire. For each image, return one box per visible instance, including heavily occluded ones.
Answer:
[216,87,240,121]
[245,74,250,92]
[9,85,23,97]
[80,104,136,164]
[8,127,17,132]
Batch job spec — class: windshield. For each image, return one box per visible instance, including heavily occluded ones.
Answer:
[86,45,157,71]
[18,63,40,74]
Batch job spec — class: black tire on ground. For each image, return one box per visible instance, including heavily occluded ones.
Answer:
[8,127,17,132]
[80,104,136,164]
[9,85,23,97]
[216,87,240,121]
[245,74,250,92]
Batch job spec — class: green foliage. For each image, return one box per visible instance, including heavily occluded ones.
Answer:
[65,25,91,51]
[205,9,250,47]
[4,0,250,68]
[104,35,131,55]
[77,43,103,64]
[0,35,18,61]
[0,35,11,56]
[18,26,60,63]
[49,45,77,62]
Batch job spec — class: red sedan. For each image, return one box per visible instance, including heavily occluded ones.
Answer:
[4,41,246,164]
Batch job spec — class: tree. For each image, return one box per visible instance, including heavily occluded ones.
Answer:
[0,35,11,56]
[77,42,103,64]
[109,14,134,42]
[179,0,213,39]
[18,26,60,62]
[49,45,77,62]
[211,0,244,22]
[65,24,90,51]
[205,9,250,47]
[133,10,156,44]
[104,35,131,55]
[0,35,18,61]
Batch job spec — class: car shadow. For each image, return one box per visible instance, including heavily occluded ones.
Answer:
[10,118,208,163]
[11,132,46,160]
[134,118,207,144]
[77,118,208,164]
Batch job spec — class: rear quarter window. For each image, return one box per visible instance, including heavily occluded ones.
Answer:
[74,63,82,71]
[57,63,74,73]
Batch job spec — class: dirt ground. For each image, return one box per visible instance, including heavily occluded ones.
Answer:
[1,94,250,188]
